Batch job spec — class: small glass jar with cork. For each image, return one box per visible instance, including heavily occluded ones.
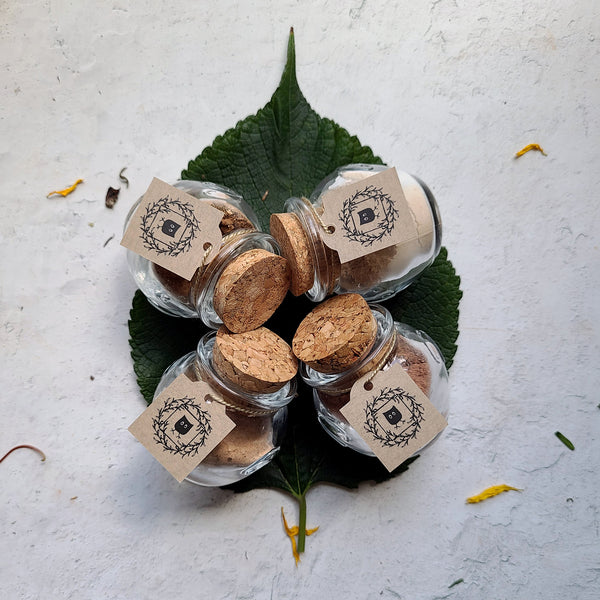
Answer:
[270,164,442,303]
[293,294,449,457]
[124,179,290,332]
[153,326,298,486]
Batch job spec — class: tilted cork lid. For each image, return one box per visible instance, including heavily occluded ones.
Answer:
[212,326,298,393]
[292,293,377,373]
[213,248,290,333]
[270,212,315,296]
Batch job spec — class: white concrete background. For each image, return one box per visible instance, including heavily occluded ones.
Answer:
[1,1,599,598]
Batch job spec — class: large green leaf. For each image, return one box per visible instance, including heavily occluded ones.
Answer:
[181,30,383,232]
[128,29,462,558]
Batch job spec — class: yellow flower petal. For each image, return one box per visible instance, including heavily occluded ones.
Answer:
[47,178,84,198]
[515,143,547,157]
[466,484,522,504]
[281,507,300,565]
[281,507,319,565]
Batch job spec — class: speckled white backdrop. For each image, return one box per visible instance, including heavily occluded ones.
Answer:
[1,1,599,599]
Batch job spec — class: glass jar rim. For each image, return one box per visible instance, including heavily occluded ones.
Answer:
[195,330,296,411]
[299,304,394,390]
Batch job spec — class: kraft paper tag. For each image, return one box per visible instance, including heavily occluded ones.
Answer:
[121,178,223,280]
[340,362,447,472]
[128,373,235,482]
[320,168,418,264]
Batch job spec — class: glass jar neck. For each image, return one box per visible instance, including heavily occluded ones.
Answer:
[284,196,339,302]
[194,331,296,413]
[299,304,395,394]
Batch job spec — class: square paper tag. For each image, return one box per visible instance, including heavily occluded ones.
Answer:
[340,362,447,472]
[320,167,418,264]
[120,178,224,280]
[128,373,235,482]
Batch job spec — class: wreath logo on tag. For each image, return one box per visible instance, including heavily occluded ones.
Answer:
[139,195,201,257]
[364,386,425,448]
[338,185,399,247]
[152,396,212,457]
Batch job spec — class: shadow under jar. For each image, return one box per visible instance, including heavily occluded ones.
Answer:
[153,330,296,486]
[125,180,289,331]
[299,304,449,456]
[270,164,442,303]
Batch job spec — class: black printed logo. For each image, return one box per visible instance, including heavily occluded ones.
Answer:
[152,396,212,457]
[338,185,399,247]
[174,415,193,435]
[161,219,182,238]
[139,195,201,257]
[364,387,425,448]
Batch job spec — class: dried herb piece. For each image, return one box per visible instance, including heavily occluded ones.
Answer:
[515,143,547,157]
[555,431,575,450]
[448,578,464,589]
[466,484,521,504]
[103,234,115,247]
[47,178,83,198]
[0,444,46,463]
[105,186,120,208]
[119,167,129,188]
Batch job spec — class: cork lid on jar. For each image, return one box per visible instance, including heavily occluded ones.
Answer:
[292,293,377,374]
[213,248,291,333]
[270,212,315,296]
[212,326,298,393]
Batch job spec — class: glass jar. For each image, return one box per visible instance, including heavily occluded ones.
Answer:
[154,330,296,486]
[300,304,449,456]
[125,180,289,330]
[270,164,442,303]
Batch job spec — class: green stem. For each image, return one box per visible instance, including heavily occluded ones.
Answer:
[297,493,307,554]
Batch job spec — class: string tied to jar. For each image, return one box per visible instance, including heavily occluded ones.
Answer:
[301,197,335,235]
[191,361,283,416]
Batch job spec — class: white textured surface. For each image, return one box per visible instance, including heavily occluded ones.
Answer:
[1,2,599,598]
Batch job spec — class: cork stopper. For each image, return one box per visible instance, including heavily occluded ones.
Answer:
[292,293,377,373]
[270,212,315,296]
[213,326,298,393]
[213,248,290,333]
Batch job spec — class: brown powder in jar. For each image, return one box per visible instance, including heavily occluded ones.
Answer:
[184,358,279,468]
[338,245,397,291]
[202,410,275,467]
[292,293,376,373]
[319,332,432,422]
[313,205,393,294]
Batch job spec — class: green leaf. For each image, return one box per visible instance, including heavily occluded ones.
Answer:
[181,30,383,232]
[128,290,208,405]
[383,247,462,370]
[128,30,462,555]
[555,431,575,451]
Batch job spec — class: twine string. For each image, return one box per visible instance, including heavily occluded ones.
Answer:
[331,328,398,395]
[301,197,335,235]
[199,227,256,270]
[191,362,281,417]
[362,328,397,388]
